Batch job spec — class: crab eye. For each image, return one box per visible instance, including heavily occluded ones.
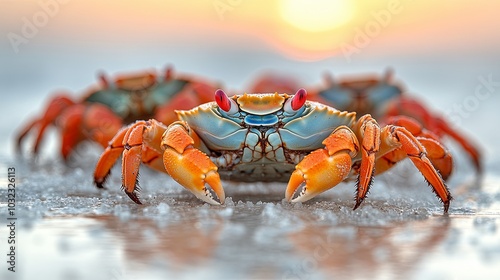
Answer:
[284,88,307,113]
[164,65,174,81]
[215,89,238,114]
[98,72,112,89]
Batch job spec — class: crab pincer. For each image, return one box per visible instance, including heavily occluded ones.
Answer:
[285,126,359,203]
[162,122,225,205]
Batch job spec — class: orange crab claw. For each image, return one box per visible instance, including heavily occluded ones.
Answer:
[162,122,224,205]
[285,126,358,203]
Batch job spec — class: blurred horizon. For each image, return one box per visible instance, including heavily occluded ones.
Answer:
[1,0,499,60]
[1,0,499,160]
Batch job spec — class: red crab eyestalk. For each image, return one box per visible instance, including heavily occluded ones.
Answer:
[215,89,238,114]
[98,72,112,89]
[284,88,307,112]
[323,72,335,87]
[164,65,174,81]
[383,67,394,83]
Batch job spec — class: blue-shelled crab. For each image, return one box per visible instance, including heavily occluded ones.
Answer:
[94,89,453,213]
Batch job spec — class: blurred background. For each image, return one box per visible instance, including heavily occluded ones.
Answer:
[1,0,499,159]
[1,1,500,279]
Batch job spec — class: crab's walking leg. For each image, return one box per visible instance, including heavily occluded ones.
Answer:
[58,104,86,160]
[386,97,481,174]
[81,104,124,149]
[16,95,74,155]
[387,116,453,180]
[161,121,224,205]
[435,117,481,174]
[94,120,169,204]
[94,126,131,188]
[58,103,123,160]
[119,121,153,204]
[285,126,359,203]
[351,115,381,209]
[378,125,452,213]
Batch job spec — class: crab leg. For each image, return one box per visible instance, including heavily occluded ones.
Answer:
[120,121,151,203]
[351,114,381,209]
[375,136,453,180]
[81,104,124,149]
[434,117,481,174]
[285,126,359,203]
[58,104,87,159]
[94,126,130,189]
[378,125,452,213]
[385,116,453,180]
[58,103,123,160]
[94,119,175,204]
[386,97,481,174]
[16,95,74,155]
[161,121,224,205]
[119,120,170,203]
[94,120,167,201]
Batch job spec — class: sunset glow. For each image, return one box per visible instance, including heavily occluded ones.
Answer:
[1,0,498,61]
[279,0,354,32]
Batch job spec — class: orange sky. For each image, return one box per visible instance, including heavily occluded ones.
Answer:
[2,0,499,60]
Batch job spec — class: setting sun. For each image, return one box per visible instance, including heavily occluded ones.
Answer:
[279,0,354,32]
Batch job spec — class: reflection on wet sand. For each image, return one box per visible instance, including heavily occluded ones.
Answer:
[91,213,224,270]
[86,206,450,279]
[285,217,450,279]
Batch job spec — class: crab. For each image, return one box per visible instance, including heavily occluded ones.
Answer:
[310,69,482,178]
[93,88,452,213]
[16,67,219,160]
[250,69,482,179]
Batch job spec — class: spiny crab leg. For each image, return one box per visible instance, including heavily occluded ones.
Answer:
[94,125,132,189]
[285,126,359,203]
[379,125,452,213]
[162,122,224,205]
[351,114,381,209]
[94,120,168,203]
[94,119,223,205]
[286,114,452,213]
[386,116,453,180]
[387,97,481,174]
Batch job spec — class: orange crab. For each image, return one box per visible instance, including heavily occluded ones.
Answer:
[16,67,219,160]
[94,89,452,213]
[251,69,482,179]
